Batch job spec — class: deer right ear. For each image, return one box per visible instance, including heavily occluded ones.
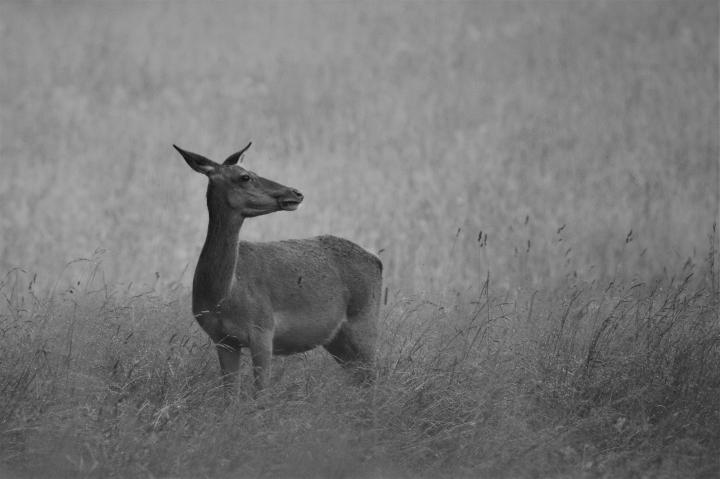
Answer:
[223,141,252,165]
[173,145,217,175]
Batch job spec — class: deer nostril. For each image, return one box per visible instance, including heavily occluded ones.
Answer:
[292,189,304,199]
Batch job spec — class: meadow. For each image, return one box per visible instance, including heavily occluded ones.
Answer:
[0,1,718,477]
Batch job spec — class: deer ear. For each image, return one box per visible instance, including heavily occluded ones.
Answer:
[223,141,252,165]
[173,145,217,175]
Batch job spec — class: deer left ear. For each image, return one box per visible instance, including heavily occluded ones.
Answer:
[173,145,217,175]
[223,141,252,165]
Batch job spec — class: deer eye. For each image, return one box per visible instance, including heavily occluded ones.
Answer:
[239,174,251,182]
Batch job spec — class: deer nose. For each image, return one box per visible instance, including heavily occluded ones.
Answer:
[292,188,304,200]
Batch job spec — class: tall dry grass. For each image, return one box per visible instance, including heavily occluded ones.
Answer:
[1,241,718,477]
[1,1,718,477]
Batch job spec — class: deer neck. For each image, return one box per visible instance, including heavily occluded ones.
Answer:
[193,206,244,314]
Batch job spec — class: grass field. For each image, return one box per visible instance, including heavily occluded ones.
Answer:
[1,1,719,478]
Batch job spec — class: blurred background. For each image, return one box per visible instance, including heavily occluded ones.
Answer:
[0,1,717,294]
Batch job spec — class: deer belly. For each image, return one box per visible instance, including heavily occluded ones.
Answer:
[272,310,345,355]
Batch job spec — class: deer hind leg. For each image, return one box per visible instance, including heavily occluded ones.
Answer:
[324,313,377,384]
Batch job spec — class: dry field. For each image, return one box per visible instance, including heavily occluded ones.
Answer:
[1,2,718,478]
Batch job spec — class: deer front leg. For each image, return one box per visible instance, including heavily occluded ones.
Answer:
[216,341,241,390]
[249,327,274,392]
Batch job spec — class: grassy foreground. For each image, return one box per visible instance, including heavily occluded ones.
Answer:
[1,1,718,477]
[1,250,718,478]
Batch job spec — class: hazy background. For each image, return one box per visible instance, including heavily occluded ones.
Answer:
[1,1,717,294]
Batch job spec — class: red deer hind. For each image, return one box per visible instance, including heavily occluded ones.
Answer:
[173,143,382,393]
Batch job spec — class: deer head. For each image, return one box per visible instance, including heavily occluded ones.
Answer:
[174,143,304,218]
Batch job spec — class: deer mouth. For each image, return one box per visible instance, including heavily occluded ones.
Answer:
[279,199,302,211]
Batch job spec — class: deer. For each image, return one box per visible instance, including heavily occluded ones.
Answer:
[173,142,382,394]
